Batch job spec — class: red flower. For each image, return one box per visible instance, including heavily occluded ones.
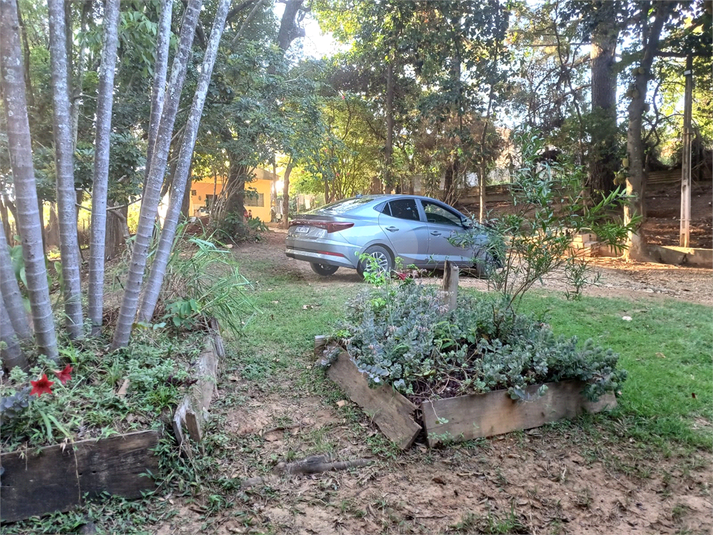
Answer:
[54,364,73,385]
[30,374,55,396]
[396,272,408,281]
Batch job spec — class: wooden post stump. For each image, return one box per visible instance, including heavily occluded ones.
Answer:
[442,260,459,311]
[172,322,223,445]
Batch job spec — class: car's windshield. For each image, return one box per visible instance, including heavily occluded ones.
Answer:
[310,196,379,215]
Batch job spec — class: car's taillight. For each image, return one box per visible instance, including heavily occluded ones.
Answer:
[289,220,354,233]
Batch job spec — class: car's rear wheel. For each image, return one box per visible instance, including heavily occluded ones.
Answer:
[357,245,393,277]
[310,263,339,276]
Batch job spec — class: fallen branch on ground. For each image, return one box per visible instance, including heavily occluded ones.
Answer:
[273,454,372,475]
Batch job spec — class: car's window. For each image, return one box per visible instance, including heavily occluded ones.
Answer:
[422,200,462,227]
[386,199,419,221]
[312,196,378,215]
[374,202,390,216]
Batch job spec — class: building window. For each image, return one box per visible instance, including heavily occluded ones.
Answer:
[191,189,197,196]
[244,193,264,207]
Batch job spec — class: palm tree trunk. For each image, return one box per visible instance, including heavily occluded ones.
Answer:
[0,298,26,371]
[88,0,121,336]
[0,0,58,361]
[138,0,231,323]
[145,0,174,182]
[112,0,204,350]
[0,220,31,340]
[48,0,84,339]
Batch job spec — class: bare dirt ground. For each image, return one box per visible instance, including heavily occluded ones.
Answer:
[151,229,712,535]
[247,229,713,306]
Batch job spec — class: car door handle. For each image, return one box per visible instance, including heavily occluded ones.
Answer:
[385,226,399,232]
[430,231,442,236]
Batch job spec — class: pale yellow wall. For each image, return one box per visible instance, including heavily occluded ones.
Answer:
[189,168,277,222]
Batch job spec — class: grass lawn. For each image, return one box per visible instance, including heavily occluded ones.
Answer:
[238,252,713,452]
[5,248,710,534]
[513,291,713,450]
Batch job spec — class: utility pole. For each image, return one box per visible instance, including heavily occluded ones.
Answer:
[680,55,693,247]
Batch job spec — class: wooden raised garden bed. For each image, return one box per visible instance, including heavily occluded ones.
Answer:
[422,381,616,447]
[318,336,616,449]
[0,320,224,523]
[0,430,160,523]
[315,337,421,450]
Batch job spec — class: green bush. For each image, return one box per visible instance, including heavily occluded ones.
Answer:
[333,281,626,403]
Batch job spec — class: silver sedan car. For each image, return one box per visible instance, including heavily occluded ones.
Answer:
[285,194,498,277]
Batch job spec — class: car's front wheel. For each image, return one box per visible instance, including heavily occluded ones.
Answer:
[310,262,339,276]
[357,245,393,277]
[473,250,499,279]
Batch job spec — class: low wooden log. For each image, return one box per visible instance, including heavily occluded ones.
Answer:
[0,430,160,523]
[319,341,421,450]
[172,328,221,445]
[422,380,616,447]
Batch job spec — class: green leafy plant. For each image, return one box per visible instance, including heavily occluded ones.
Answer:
[451,130,640,311]
[333,281,626,403]
[157,233,258,335]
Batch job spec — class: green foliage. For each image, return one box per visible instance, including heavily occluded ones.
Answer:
[451,131,639,311]
[0,333,200,451]
[334,281,626,402]
[157,232,257,336]
[163,298,201,330]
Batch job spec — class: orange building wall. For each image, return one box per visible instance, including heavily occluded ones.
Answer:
[189,168,277,222]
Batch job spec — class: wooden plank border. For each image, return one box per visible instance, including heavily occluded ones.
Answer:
[172,321,223,446]
[316,338,421,450]
[0,430,160,523]
[422,380,616,446]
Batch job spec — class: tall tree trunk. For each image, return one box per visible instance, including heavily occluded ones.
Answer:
[0,0,58,361]
[48,0,84,338]
[276,0,304,52]
[15,1,34,109]
[138,0,230,323]
[0,299,26,371]
[281,159,294,229]
[624,2,670,261]
[0,197,10,243]
[589,3,620,197]
[88,0,121,336]
[71,0,91,148]
[112,0,204,349]
[0,219,31,340]
[146,0,174,182]
[221,0,303,223]
[38,195,47,256]
[46,204,60,249]
[181,173,192,218]
[385,60,394,192]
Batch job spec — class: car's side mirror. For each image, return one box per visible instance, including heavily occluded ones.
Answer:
[461,216,472,229]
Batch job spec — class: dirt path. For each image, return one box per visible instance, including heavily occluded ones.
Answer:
[240,229,713,306]
[152,231,711,535]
